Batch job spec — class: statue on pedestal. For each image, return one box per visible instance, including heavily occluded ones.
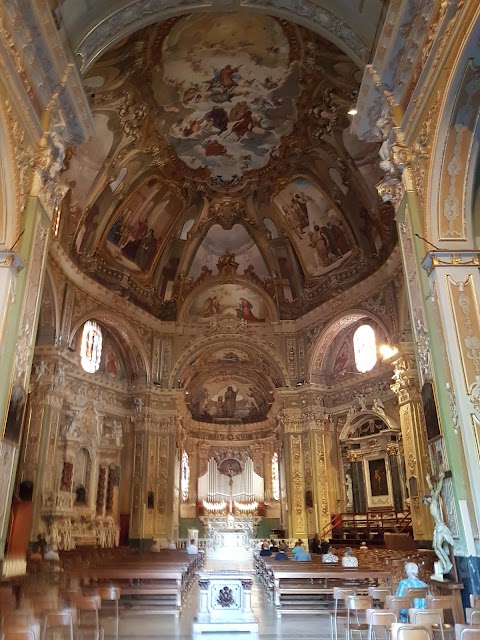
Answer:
[423,471,454,579]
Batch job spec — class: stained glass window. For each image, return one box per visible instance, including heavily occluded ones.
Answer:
[353,324,377,373]
[272,452,280,501]
[181,452,190,502]
[80,321,103,373]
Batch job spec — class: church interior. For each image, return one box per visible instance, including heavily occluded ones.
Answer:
[1,0,480,636]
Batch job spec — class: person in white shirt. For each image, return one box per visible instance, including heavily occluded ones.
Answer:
[167,539,176,550]
[341,547,359,567]
[186,538,198,555]
[322,546,339,563]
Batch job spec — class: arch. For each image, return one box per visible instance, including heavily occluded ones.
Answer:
[74,2,370,74]
[168,333,289,389]
[0,100,21,251]
[178,276,279,324]
[308,310,390,382]
[69,311,149,382]
[426,11,480,247]
[339,410,400,442]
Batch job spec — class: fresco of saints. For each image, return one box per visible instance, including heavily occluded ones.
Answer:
[237,297,265,322]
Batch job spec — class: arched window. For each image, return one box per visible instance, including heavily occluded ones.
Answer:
[80,321,103,373]
[272,452,280,501]
[353,324,377,373]
[181,452,190,502]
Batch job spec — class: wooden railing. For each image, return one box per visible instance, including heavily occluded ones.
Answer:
[322,508,412,541]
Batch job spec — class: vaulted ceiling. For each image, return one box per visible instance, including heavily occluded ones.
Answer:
[57,11,396,320]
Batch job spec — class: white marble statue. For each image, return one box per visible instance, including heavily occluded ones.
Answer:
[345,472,353,506]
[372,397,386,414]
[423,471,454,578]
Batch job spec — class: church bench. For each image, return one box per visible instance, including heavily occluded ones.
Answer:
[269,568,392,615]
[65,564,195,616]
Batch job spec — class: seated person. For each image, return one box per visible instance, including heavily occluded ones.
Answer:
[43,545,60,561]
[341,547,358,567]
[275,549,289,561]
[309,533,322,554]
[322,546,339,563]
[291,540,303,558]
[396,561,429,621]
[259,543,272,557]
[293,544,311,562]
[29,542,43,561]
[166,539,176,550]
[186,538,198,555]
[278,539,288,552]
[269,539,279,552]
[255,539,263,551]
[150,539,162,552]
[359,541,368,551]
[320,539,330,554]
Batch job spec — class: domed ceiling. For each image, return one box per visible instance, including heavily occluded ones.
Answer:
[58,12,396,320]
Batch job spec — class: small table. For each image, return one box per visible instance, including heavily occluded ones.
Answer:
[193,570,259,636]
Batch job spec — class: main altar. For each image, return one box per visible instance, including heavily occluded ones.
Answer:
[202,514,260,549]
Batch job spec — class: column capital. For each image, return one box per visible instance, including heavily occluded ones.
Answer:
[422,250,480,276]
[0,252,24,273]
[388,344,421,405]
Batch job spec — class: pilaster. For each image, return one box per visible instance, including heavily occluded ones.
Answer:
[390,346,433,542]
[422,251,480,533]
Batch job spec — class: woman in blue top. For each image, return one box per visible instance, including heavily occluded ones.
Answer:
[396,562,429,621]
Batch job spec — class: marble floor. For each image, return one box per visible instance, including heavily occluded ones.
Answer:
[104,547,334,640]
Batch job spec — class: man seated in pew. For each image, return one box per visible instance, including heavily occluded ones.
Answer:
[278,539,288,552]
[166,539,176,549]
[341,547,358,567]
[396,561,429,621]
[270,539,279,552]
[186,538,198,555]
[322,546,339,563]
[259,543,272,557]
[275,548,289,561]
[292,542,311,561]
[309,533,322,554]
[359,541,368,551]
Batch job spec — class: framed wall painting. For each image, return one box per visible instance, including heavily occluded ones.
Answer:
[364,455,393,509]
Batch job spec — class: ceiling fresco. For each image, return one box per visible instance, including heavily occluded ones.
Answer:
[155,14,300,183]
[57,12,395,320]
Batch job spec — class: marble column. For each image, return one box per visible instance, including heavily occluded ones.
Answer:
[348,452,366,514]
[390,347,433,543]
[387,443,404,513]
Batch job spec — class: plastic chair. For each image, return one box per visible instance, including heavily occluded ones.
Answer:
[470,597,480,611]
[369,589,392,609]
[73,595,103,640]
[346,595,373,640]
[367,608,397,640]
[391,623,432,640]
[96,587,120,640]
[466,610,480,625]
[455,625,480,640]
[409,608,446,640]
[41,608,76,640]
[332,587,356,640]
[405,589,429,600]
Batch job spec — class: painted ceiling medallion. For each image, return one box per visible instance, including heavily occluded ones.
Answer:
[152,14,299,186]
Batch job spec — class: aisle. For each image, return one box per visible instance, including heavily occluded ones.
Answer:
[109,547,332,639]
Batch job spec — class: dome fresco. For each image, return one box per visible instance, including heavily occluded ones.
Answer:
[57,12,395,319]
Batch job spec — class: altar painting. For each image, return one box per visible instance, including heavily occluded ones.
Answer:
[273,177,353,277]
[365,456,392,508]
[153,13,300,183]
[187,284,269,323]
